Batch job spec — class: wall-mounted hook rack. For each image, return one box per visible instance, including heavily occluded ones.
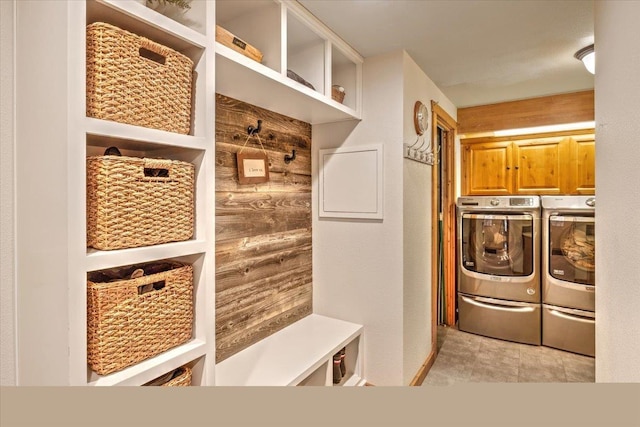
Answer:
[284,149,296,164]
[403,134,435,166]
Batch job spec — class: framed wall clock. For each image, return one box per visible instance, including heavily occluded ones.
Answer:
[413,101,429,136]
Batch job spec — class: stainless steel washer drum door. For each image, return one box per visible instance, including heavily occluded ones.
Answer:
[458,212,539,303]
[462,214,534,276]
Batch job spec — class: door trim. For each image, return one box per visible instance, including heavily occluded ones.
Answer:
[430,101,457,354]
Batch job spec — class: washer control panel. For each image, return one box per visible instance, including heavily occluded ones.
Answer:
[510,197,534,207]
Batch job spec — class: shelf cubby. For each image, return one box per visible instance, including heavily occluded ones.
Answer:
[286,8,326,95]
[331,45,358,111]
[216,0,282,73]
[85,252,208,386]
[87,0,208,138]
[87,339,207,386]
[215,0,363,125]
[297,361,330,386]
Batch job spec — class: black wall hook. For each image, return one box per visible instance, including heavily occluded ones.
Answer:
[284,149,297,164]
[248,119,262,136]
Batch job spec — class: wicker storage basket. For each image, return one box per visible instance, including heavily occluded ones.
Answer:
[87,261,193,375]
[144,366,192,386]
[332,85,345,104]
[86,154,194,250]
[161,366,192,386]
[86,22,193,134]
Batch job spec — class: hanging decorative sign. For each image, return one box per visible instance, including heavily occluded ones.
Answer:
[236,119,270,184]
[237,151,270,184]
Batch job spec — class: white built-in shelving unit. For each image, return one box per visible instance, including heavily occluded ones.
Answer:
[15,0,215,386]
[14,0,363,386]
[212,0,365,386]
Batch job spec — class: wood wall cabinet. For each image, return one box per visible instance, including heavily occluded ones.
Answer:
[512,137,568,194]
[567,134,596,194]
[461,132,595,196]
[462,141,513,195]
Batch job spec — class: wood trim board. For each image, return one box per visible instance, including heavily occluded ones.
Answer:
[409,349,437,386]
[430,102,458,343]
[457,90,594,135]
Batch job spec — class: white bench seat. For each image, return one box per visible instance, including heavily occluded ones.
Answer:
[215,314,364,386]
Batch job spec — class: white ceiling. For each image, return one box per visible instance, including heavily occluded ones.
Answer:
[298,0,595,108]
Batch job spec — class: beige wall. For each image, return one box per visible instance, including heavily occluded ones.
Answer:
[594,0,640,382]
[1,0,16,386]
[313,50,406,385]
[313,50,457,385]
[401,51,457,385]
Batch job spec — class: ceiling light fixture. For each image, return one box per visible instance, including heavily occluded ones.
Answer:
[575,44,595,74]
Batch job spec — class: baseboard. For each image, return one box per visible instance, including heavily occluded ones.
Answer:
[409,349,437,386]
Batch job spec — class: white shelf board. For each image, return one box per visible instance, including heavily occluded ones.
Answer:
[86,239,208,272]
[89,0,207,50]
[87,339,206,386]
[215,43,361,125]
[85,117,208,151]
[215,314,363,386]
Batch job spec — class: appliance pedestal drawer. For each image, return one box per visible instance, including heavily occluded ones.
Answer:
[542,304,595,357]
[458,294,541,345]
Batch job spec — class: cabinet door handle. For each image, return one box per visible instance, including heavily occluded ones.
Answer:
[515,166,519,170]
[506,166,510,170]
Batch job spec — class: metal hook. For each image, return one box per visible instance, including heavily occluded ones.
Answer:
[408,135,421,149]
[419,138,432,153]
[284,149,296,164]
[413,136,427,153]
[248,119,262,136]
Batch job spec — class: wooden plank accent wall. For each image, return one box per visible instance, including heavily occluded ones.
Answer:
[457,90,594,135]
[215,94,312,363]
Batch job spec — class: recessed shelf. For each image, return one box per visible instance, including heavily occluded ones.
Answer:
[216,0,281,73]
[87,339,207,386]
[331,46,358,111]
[216,43,360,124]
[297,361,329,386]
[86,240,208,272]
[287,9,326,96]
[86,117,208,151]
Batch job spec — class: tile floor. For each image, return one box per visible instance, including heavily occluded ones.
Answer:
[423,325,595,385]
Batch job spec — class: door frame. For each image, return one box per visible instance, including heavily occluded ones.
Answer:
[430,101,457,350]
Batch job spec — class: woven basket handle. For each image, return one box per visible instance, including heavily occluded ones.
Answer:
[142,158,173,180]
[138,37,173,66]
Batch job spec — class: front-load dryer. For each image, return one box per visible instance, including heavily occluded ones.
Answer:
[541,195,596,356]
